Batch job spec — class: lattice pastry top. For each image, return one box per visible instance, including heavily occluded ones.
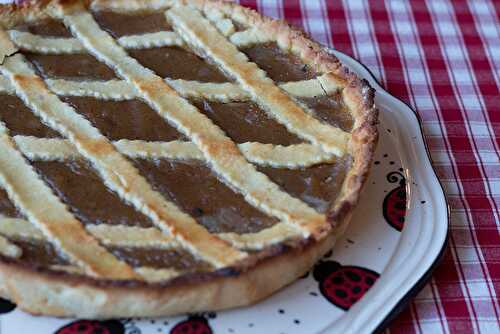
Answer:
[0,0,377,318]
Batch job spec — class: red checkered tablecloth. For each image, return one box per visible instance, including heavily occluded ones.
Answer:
[235,0,500,332]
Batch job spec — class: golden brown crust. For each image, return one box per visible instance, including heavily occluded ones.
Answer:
[0,0,378,318]
[0,0,58,28]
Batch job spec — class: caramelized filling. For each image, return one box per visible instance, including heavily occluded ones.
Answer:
[107,247,212,271]
[63,97,184,141]
[0,94,60,138]
[241,43,317,82]
[14,19,72,37]
[93,11,172,38]
[129,47,230,82]
[12,239,69,267]
[0,188,22,218]
[25,53,117,80]
[134,159,278,234]
[33,161,154,228]
[258,157,351,213]
[300,94,354,132]
[192,100,302,145]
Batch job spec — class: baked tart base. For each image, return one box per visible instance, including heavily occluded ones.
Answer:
[0,0,377,318]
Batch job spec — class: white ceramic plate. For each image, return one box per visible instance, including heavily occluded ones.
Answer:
[0,50,448,334]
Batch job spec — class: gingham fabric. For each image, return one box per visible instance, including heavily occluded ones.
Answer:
[0,0,498,332]
[235,0,500,333]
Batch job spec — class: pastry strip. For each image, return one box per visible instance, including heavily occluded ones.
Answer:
[0,29,17,63]
[218,224,299,250]
[14,136,336,168]
[135,267,180,282]
[86,224,179,249]
[0,216,181,249]
[0,76,13,94]
[230,28,274,48]
[8,30,184,54]
[0,74,336,101]
[91,0,174,12]
[0,235,21,258]
[0,216,44,239]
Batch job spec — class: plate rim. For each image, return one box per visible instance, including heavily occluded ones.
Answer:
[329,49,450,333]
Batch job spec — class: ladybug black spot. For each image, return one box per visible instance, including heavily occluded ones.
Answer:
[395,201,405,210]
[346,271,361,282]
[352,286,361,294]
[398,216,405,223]
[366,277,375,285]
[335,289,347,298]
[332,276,344,284]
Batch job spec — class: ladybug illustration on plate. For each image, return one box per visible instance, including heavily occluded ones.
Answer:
[55,319,125,334]
[0,298,16,314]
[383,171,407,231]
[170,316,213,334]
[313,261,379,310]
